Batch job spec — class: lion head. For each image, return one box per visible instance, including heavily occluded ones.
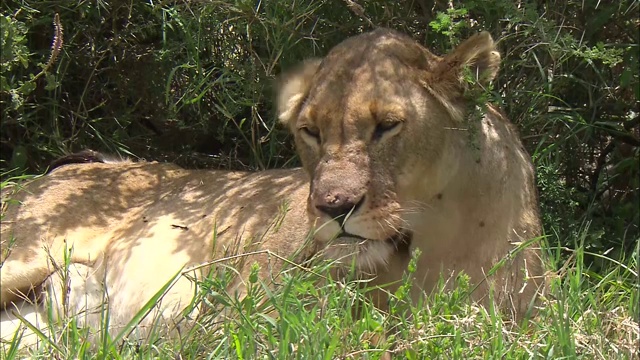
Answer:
[277,29,502,272]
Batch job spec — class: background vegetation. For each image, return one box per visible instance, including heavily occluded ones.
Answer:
[1,0,638,358]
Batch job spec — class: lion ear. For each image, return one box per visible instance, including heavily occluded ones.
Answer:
[276,58,322,128]
[427,32,501,93]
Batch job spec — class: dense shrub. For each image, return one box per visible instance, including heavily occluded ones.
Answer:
[1,1,637,265]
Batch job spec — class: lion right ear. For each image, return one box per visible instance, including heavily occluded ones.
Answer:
[445,31,501,86]
[425,32,500,98]
[276,58,322,128]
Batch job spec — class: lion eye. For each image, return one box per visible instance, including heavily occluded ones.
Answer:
[300,125,321,143]
[373,121,402,141]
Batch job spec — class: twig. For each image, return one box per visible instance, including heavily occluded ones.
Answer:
[343,0,374,28]
[32,13,64,82]
[181,249,329,281]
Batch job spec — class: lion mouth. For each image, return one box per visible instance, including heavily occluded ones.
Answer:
[334,229,412,253]
[386,230,412,253]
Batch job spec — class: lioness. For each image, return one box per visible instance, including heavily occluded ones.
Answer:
[277,29,545,315]
[1,28,545,348]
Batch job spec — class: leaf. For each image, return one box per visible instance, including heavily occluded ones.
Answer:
[17,80,36,96]
[45,73,59,91]
[10,145,27,171]
[619,68,632,88]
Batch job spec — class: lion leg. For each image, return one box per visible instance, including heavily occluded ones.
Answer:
[0,255,56,308]
[0,301,47,349]
[1,236,105,307]
[40,261,107,328]
[0,262,107,349]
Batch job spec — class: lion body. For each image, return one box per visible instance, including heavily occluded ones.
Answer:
[1,162,310,345]
[1,28,545,348]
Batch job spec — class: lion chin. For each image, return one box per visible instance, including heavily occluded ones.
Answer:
[320,229,413,274]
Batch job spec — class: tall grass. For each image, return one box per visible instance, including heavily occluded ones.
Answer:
[2,223,637,359]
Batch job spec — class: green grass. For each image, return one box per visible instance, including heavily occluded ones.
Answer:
[2,227,637,359]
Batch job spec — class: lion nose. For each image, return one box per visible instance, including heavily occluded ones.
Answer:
[315,194,365,220]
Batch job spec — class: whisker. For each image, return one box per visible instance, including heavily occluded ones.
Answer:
[375,220,387,238]
[383,218,400,233]
[387,213,410,229]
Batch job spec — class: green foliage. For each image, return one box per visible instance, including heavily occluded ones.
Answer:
[429,7,469,44]
[0,14,30,106]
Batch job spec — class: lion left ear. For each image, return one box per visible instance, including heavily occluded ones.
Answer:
[426,32,501,96]
[276,58,323,129]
